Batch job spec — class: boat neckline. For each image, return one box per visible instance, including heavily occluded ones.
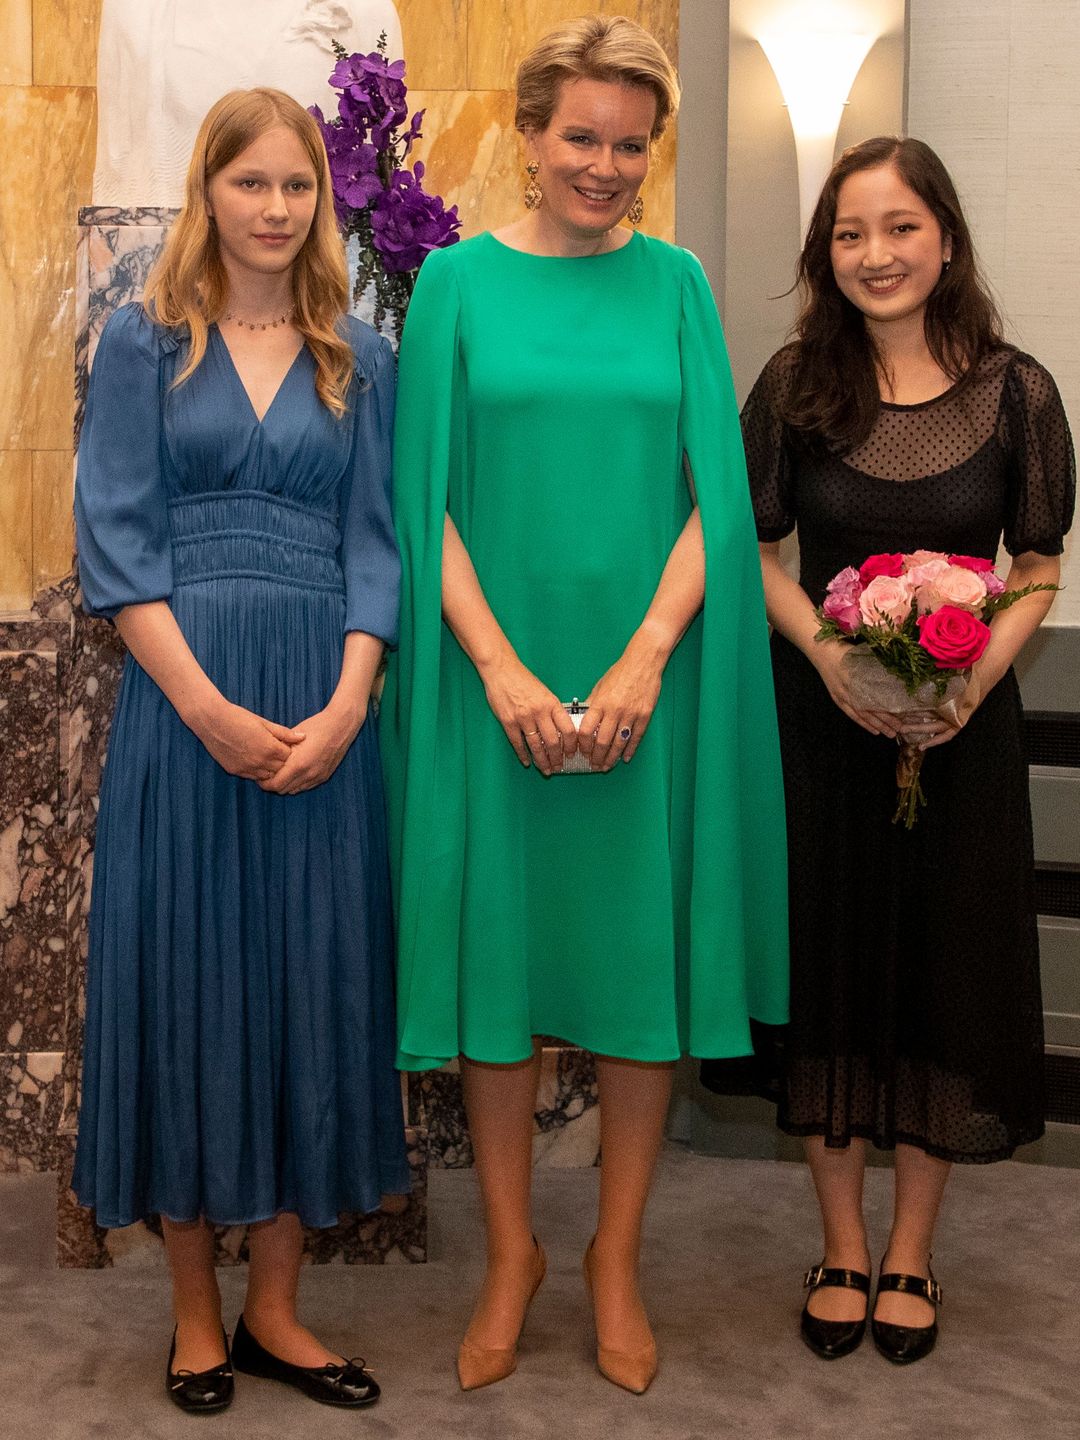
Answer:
[481,228,643,261]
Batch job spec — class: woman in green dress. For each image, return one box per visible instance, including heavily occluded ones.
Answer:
[382,15,788,1395]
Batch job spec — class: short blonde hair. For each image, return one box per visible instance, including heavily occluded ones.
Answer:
[515,15,680,141]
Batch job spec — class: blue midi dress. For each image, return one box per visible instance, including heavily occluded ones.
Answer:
[72,303,409,1228]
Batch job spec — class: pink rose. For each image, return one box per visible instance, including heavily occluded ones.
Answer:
[921,563,989,614]
[859,573,915,628]
[822,566,863,632]
[983,570,1006,597]
[917,605,991,669]
[822,590,862,633]
[949,553,1006,597]
[905,556,951,603]
[904,549,949,569]
[826,565,862,596]
[858,553,906,586]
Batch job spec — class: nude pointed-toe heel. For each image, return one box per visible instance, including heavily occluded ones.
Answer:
[583,1237,658,1395]
[457,1238,547,1391]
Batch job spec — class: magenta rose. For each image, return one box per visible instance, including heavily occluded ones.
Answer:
[917,605,991,669]
[859,552,906,586]
[859,573,914,628]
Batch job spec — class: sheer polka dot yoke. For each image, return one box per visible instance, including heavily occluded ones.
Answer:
[743,347,1075,603]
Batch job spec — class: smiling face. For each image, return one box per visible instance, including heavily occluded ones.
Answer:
[830,163,952,333]
[526,76,655,242]
[205,123,319,282]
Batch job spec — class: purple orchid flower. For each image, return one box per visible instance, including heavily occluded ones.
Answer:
[370,162,461,273]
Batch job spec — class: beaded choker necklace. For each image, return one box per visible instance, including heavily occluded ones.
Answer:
[223,308,294,332]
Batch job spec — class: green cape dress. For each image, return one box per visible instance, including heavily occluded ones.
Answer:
[382,231,788,1069]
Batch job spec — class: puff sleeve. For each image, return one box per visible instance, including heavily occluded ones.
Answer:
[340,323,401,644]
[999,352,1076,556]
[740,347,798,543]
[74,303,173,619]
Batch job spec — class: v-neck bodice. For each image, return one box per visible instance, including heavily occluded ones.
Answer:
[160,322,348,514]
[75,302,400,646]
[211,325,307,426]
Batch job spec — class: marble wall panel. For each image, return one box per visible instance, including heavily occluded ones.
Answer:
[75,214,177,439]
[408,1046,600,1169]
[32,452,76,594]
[56,1125,429,1268]
[0,0,33,86]
[397,0,469,88]
[0,648,67,1055]
[0,85,95,453]
[468,0,679,90]
[409,89,520,238]
[0,1051,63,1173]
[32,0,103,86]
[0,451,34,612]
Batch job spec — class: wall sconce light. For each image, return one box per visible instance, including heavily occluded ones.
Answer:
[758,26,876,236]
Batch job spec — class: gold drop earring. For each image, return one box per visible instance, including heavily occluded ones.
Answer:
[626,195,644,226]
[524,161,543,210]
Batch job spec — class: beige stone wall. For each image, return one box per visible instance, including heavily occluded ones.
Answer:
[0,0,678,614]
[907,0,1078,625]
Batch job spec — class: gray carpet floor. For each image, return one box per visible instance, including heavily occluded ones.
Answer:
[1,1146,1077,1439]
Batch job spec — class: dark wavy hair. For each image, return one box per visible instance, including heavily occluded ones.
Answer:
[783,136,1005,453]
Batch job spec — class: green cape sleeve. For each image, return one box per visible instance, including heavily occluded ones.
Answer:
[381,248,469,1069]
[678,250,789,1047]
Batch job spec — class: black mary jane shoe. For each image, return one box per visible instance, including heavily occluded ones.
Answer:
[871,1267,942,1365]
[231,1313,380,1408]
[166,1327,234,1414]
[800,1263,871,1359]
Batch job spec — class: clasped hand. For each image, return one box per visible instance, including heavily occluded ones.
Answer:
[813,640,985,747]
[482,644,662,776]
[195,698,365,794]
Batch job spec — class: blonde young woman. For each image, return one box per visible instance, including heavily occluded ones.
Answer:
[383,16,788,1395]
[73,89,407,1412]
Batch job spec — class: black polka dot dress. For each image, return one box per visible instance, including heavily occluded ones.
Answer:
[701,346,1076,1162]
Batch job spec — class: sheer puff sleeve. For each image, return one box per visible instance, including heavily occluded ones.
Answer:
[999,352,1076,556]
[740,346,799,542]
[341,320,401,644]
[74,303,173,619]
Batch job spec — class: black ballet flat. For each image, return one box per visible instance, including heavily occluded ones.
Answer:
[166,1327,234,1413]
[871,1267,942,1365]
[800,1263,871,1359]
[231,1313,380,1407]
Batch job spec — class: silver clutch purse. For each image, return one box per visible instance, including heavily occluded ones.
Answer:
[556,699,595,774]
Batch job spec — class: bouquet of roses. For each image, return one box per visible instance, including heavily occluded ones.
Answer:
[815,551,1058,827]
[311,37,461,339]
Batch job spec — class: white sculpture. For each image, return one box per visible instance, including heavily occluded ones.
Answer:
[92,0,404,206]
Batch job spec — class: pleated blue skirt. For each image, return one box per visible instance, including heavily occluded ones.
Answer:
[74,493,409,1227]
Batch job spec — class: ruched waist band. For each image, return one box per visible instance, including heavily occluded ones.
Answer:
[168,490,344,593]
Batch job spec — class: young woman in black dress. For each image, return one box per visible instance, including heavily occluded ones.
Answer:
[710,137,1074,1362]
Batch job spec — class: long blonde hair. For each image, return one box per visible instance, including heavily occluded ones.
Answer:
[143,88,353,418]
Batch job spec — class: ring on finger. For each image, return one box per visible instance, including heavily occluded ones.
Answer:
[618,725,632,742]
